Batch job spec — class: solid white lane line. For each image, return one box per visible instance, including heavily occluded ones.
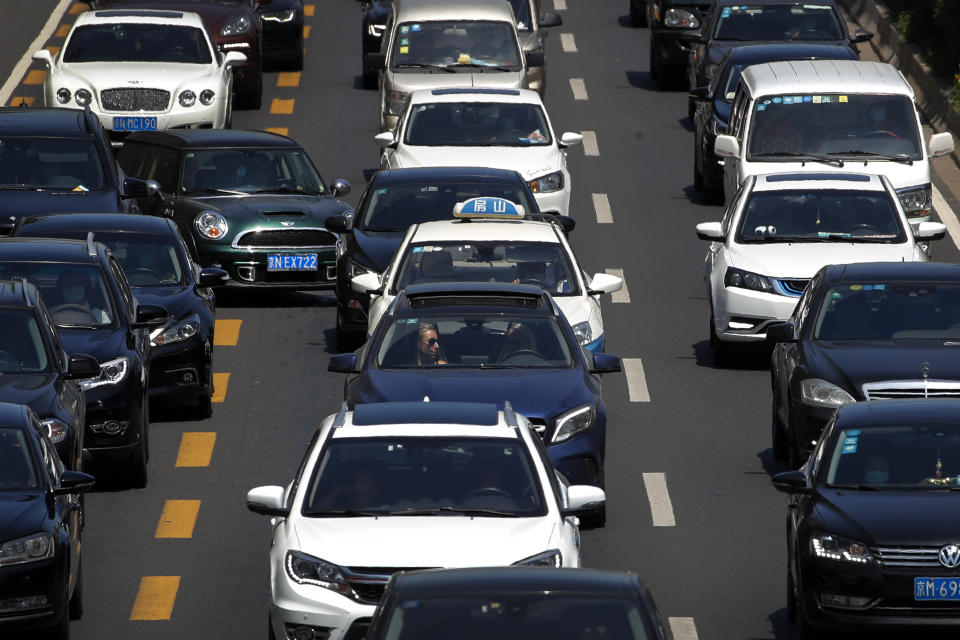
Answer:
[553,0,567,10]
[569,77,588,100]
[668,617,699,640]
[0,0,73,105]
[582,130,599,156]
[933,183,960,251]
[623,358,650,402]
[605,268,630,303]
[560,33,577,52]
[592,193,613,224]
[642,472,676,526]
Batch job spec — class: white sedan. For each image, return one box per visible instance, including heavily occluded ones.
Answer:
[351,197,622,352]
[375,88,581,217]
[697,172,946,359]
[33,9,243,134]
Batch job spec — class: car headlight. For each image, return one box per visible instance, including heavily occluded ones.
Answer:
[800,378,855,408]
[199,90,215,106]
[41,418,68,445]
[571,321,592,346]
[195,211,229,240]
[56,88,72,104]
[263,9,296,22]
[220,15,253,37]
[811,533,873,564]
[386,90,408,116]
[285,551,354,596]
[663,8,699,28]
[513,549,562,567]
[346,258,375,279]
[179,90,197,108]
[74,88,92,106]
[529,171,564,194]
[724,267,775,293]
[552,404,596,444]
[897,185,931,218]
[0,533,54,567]
[150,320,200,347]
[367,23,386,37]
[80,357,130,391]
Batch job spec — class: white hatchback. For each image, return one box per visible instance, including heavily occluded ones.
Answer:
[246,400,605,640]
[375,88,582,217]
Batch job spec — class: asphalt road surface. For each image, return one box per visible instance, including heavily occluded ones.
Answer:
[4,2,960,639]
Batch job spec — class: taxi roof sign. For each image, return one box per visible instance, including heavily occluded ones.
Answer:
[453,197,525,220]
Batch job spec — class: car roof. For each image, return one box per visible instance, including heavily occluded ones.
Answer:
[0,401,30,429]
[81,9,205,27]
[740,61,912,98]
[409,88,540,105]
[395,282,556,316]
[411,218,560,243]
[0,279,36,308]
[0,107,97,137]
[124,129,301,149]
[836,399,960,427]
[0,237,102,263]
[723,43,858,65]
[752,172,886,192]
[823,262,960,283]
[394,0,516,23]
[391,566,641,596]
[16,213,173,236]
[330,401,522,439]
[372,166,526,184]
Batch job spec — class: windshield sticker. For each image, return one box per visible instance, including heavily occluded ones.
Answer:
[458,53,472,64]
[411,24,421,31]
[772,96,782,104]
[400,25,409,33]
[400,38,409,45]
[846,430,861,436]
[726,91,736,100]
[783,96,793,104]
[802,95,813,103]
[721,7,731,16]
[850,284,863,291]
[757,103,766,111]
[412,246,424,253]
[842,442,858,454]
[839,95,848,103]
[399,46,409,54]
[812,95,822,103]
[844,437,859,446]
[72,185,88,192]
[804,4,832,8]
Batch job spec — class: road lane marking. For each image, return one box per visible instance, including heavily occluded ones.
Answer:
[304,25,312,39]
[304,4,315,16]
[642,472,676,526]
[553,0,566,10]
[265,127,289,136]
[130,576,180,620]
[46,45,61,56]
[175,433,216,468]
[0,0,73,107]
[582,130,599,156]
[214,319,242,346]
[155,500,201,539]
[270,98,295,114]
[933,183,960,251]
[56,24,70,38]
[668,617,698,640]
[8,97,35,107]
[592,193,613,224]
[569,77,588,100]
[68,2,85,14]
[605,268,630,303]
[560,33,577,52]
[623,358,650,402]
[277,72,300,87]
[211,373,230,403]
[24,70,45,85]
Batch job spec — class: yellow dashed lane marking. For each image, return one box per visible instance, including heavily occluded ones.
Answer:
[56,24,71,38]
[9,97,35,107]
[265,127,289,136]
[25,70,46,85]
[270,98,295,115]
[304,4,315,16]
[155,500,201,539]
[130,576,180,620]
[304,25,312,39]
[68,2,86,14]
[214,319,242,346]
[277,72,300,87]
[211,372,230,403]
[46,45,61,56]
[175,433,216,468]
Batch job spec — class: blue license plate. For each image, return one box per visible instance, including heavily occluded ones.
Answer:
[915,577,960,600]
[267,254,318,271]
[113,117,157,131]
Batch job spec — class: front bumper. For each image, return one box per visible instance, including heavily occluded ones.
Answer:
[532,182,570,217]
[271,574,375,640]
[714,286,800,342]
[200,244,338,290]
[651,28,697,67]
[83,384,140,459]
[148,336,210,401]
[262,17,303,61]
[0,556,65,632]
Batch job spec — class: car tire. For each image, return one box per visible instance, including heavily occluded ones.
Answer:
[708,308,731,367]
[195,392,213,420]
[69,557,83,620]
[772,387,788,461]
[239,73,263,110]
[362,69,378,90]
[45,608,69,640]
[629,0,647,27]
[268,616,277,640]
[128,403,148,489]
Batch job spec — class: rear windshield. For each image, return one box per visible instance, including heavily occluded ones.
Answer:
[405,102,551,147]
[714,4,843,41]
[391,21,522,69]
[65,24,213,64]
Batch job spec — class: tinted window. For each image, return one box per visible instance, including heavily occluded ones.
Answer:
[97,233,184,286]
[138,147,180,193]
[0,308,50,373]
[180,148,326,195]
[0,428,39,490]
[0,138,105,191]
[405,102,551,146]
[509,0,533,31]
[65,24,213,64]
[0,263,114,327]
[814,282,960,340]
[714,4,843,41]
[391,21,522,69]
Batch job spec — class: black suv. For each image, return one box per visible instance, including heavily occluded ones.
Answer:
[0,280,99,471]
[0,107,156,231]
[0,237,167,487]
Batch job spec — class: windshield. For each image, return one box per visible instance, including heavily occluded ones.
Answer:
[383,595,653,640]
[0,263,114,327]
[180,148,326,195]
[390,21,522,69]
[735,189,905,243]
[405,102,551,146]
[93,233,185,286]
[814,283,960,341]
[303,437,545,517]
[357,182,535,232]
[393,242,580,296]
[826,425,960,489]
[747,94,922,160]
[0,138,105,192]
[714,4,843,41]
[509,0,532,31]
[65,24,212,64]
[377,315,573,368]
[0,309,50,373]
[0,428,39,491]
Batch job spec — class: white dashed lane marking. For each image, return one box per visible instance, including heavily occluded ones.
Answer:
[668,617,699,640]
[592,193,612,224]
[569,77,588,100]
[553,0,566,10]
[604,268,629,303]
[560,33,577,52]
[582,130,599,156]
[623,358,649,402]
[642,472,676,527]
[933,183,960,251]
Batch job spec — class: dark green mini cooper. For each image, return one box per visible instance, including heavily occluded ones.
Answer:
[117,130,352,289]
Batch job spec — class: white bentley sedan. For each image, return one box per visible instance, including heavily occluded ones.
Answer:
[33,9,244,134]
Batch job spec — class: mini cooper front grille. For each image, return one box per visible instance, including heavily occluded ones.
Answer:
[872,546,943,568]
[100,88,170,112]
[233,229,337,249]
[862,380,960,401]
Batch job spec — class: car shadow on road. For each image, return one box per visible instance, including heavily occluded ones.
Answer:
[757,447,792,479]
[625,70,655,91]
[682,184,724,207]
[216,289,337,309]
[692,338,771,370]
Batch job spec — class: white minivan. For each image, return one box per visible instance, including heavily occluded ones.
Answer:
[713,60,954,225]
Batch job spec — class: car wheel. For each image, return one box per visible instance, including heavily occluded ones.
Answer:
[708,308,731,367]
[629,0,647,27]
[69,557,83,620]
[240,74,263,110]
[195,392,213,420]
[772,386,788,461]
[268,616,277,640]
[362,68,378,90]
[128,403,148,489]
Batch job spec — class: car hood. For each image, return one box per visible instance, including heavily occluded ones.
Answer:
[98,0,244,29]
[0,375,58,415]
[816,489,960,545]
[132,285,196,320]
[0,190,120,217]
[59,326,125,364]
[392,145,561,181]
[291,515,557,567]
[387,71,526,94]
[729,241,917,279]
[182,193,351,224]
[58,62,219,91]
[0,493,45,540]
[553,296,590,327]
[351,228,405,273]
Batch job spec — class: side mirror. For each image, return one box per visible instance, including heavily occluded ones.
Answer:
[122,177,160,199]
[246,485,289,517]
[772,470,811,493]
[331,178,351,197]
[132,304,168,329]
[562,485,606,517]
[852,29,873,43]
[32,50,53,67]
[525,50,545,68]
[929,132,955,158]
[374,131,397,149]
[65,353,100,380]
[328,353,359,373]
[587,272,623,295]
[678,30,704,44]
[224,51,248,67]
[765,322,797,344]
[559,132,583,147]
[714,134,740,159]
[915,221,947,241]
[539,12,562,28]
[351,271,382,295]
[52,470,97,495]
[553,215,575,233]
[325,215,350,233]
[364,52,387,70]
[689,86,709,101]
[197,267,228,287]
[695,221,725,241]
[590,353,621,374]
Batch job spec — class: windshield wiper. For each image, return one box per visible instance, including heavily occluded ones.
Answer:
[447,62,515,71]
[303,509,385,517]
[751,152,844,167]
[828,484,881,491]
[0,186,44,191]
[359,226,400,233]
[252,187,322,195]
[196,188,247,196]
[827,150,914,165]
[392,63,456,73]
[388,506,518,517]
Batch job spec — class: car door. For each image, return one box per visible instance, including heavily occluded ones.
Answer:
[723,86,749,201]
[34,419,81,585]
[777,272,821,423]
[529,431,579,563]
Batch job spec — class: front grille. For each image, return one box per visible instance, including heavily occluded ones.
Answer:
[343,567,431,604]
[233,229,337,248]
[100,88,170,112]
[776,278,809,297]
[872,546,942,568]
[863,380,960,400]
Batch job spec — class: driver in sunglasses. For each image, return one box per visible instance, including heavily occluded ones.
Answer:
[415,321,448,365]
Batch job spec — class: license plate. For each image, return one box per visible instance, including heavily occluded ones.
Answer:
[113,116,157,131]
[915,577,960,600]
[267,254,318,271]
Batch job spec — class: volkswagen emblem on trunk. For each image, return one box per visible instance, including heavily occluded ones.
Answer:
[939,545,960,568]
[921,362,932,379]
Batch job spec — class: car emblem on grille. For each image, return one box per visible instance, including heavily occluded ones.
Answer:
[128,80,142,85]
[922,362,932,379]
[280,221,295,227]
[939,545,960,568]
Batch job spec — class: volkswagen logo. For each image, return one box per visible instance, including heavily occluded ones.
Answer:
[921,362,932,379]
[939,544,960,568]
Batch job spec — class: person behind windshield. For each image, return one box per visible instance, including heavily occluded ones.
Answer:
[863,454,891,485]
[51,270,109,322]
[235,154,275,192]
[500,322,537,361]
[863,103,906,140]
[415,321,448,365]
[317,465,382,509]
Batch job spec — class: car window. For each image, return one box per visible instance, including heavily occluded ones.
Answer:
[0,263,114,327]
[64,24,213,64]
[32,417,62,484]
[730,88,749,139]
[98,232,185,287]
[116,142,147,180]
[0,137,106,191]
[180,148,326,195]
[0,427,40,490]
[793,272,820,331]
[138,147,180,193]
[390,21,522,69]
[0,308,50,373]
[404,102,551,146]
[713,4,843,41]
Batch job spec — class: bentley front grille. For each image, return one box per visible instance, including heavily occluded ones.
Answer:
[100,88,171,112]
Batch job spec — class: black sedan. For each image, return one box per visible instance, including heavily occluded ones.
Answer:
[644,0,713,90]
[360,0,392,89]
[769,262,960,468]
[13,213,225,417]
[774,399,960,634]
[368,567,672,640]
[260,0,305,70]
[0,402,96,640]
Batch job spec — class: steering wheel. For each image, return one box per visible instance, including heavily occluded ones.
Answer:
[499,348,546,364]
[518,278,549,289]
[463,487,513,500]
[125,267,164,286]
[50,304,98,322]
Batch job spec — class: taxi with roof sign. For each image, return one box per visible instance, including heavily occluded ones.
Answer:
[352,197,621,352]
